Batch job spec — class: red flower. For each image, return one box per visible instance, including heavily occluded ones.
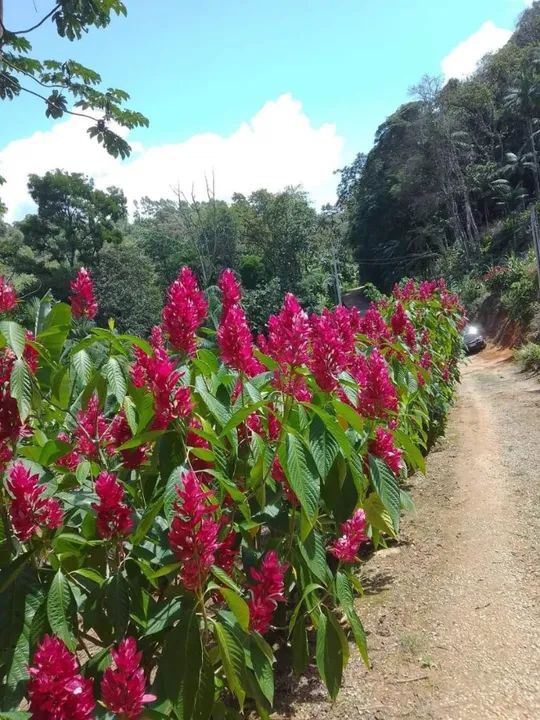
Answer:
[219,268,242,315]
[131,326,193,429]
[70,267,97,320]
[355,349,398,419]
[265,293,310,367]
[28,635,95,720]
[369,426,402,475]
[420,351,432,370]
[186,417,214,478]
[106,411,150,468]
[218,303,262,376]
[168,470,220,591]
[310,306,360,391]
[56,431,81,472]
[24,331,39,373]
[214,527,239,575]
[162,267,207,356]
[0,275,17,314]
[247,550,288,634]
[359,305,391,344]
[329,509,368,563]
[6,462,63,541]
[74,394,108,459]
[101,637,156,720]
[0,441,12,472]
[0,384,22,442]
[92,471,133,539]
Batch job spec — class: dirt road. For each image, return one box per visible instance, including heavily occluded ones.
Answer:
[280,349,540,720]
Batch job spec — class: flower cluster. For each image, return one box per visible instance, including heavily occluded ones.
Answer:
[28,635,95,720]
[168,470,221,591]
[328,509,369,563]
[368,427,402,475]
[0,275,17,314]
[5,462,63,541]
[92,471,133,539]
[70,267,98,320]
[354,349,398,419]
[310,305,360,391]
[247,551,288,634]
[217,269,262,376]
[132,326,193,429]
[162,267,207,356]
[101,637,156,719]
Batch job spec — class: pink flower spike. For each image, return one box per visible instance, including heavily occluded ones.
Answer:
[162,266,207,356]
[28,635,95,720]
[92,471,134,539]
[329,509,369,563]
[70,267,98,320]
[6,462,63,541]
[0,275,17,313]
[248,550,288,634]
[101,637,156,720]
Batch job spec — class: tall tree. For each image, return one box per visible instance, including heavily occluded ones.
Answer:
[0,1,148,159]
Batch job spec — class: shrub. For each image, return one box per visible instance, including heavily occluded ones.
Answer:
[515,342,540,372]
[0,270,464,718]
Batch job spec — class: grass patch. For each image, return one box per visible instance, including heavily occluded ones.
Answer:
[515,342,540,373]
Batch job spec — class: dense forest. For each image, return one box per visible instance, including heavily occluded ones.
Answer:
[1,3,540,334]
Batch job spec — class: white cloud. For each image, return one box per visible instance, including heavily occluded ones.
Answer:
[0,94,344,222]
[441,21,512,82]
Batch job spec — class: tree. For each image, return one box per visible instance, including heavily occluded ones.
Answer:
[93,242,162,335]
[17,169,127,266]
[0,0,148,159]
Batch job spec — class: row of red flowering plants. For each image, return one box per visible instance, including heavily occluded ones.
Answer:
[0,268,464,720]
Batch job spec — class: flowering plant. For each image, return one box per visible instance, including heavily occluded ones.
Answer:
[0,268,464,718]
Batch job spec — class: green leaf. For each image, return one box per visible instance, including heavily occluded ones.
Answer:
[219,588,250,631]
[195,375,231,426]
[282,433,320,523]
[103,356,127,404]
[0,321,26,358]
[393,428,426,473]
[157,598,203,719]
[303,403,352,458]
[105,573,130,640]
[363,492,396,537]
[369,455,401,532]
[298,529,329,583]
[219,399,266,437]
[131,497,163,544]
[72,568,105,587]
[214,621,246,708]
[10,359,32,421]
[0,552,33,594]
[211,565,243,594]
[251,635,274,705]
[332,399,365,434]
[291,613,309,676]
[47,570,76,651]
[309,415,339,480]
[71,349,93,385]
[315,609,347,700]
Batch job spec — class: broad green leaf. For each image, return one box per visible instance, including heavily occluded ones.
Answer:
[195,375,231,426]
[214,621,246,708]
[10,359,32,421]
[251,634,274,705]
[315,609,347,700]
[298,529,329,583]
[71,349,93,385]
[47,570,76,651]
[335,571,369,666]
[282,433,320,523]
[131,497,163,544]
[105,573,130,640]
[219,399,266,438]
[291,614,309,676]
[309,415,339,480]
[0,321,26,358]
[303,403,352,457]
[219,588,250,631]
[103,356,127,404]
[332,399,365,434]
[211,565,243,594]
[158,599,203,719]
[363,492,396,537]
[393,428,426,473]
[0,551,33,593]
[369,455,401,532]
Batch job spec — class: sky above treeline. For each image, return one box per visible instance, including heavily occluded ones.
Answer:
[0,0,533,220]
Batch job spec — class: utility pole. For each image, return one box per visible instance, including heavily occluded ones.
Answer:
[531,207,540,299]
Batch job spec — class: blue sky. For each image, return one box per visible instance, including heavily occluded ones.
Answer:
[0,0,531,218]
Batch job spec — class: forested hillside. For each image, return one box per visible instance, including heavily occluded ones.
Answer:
[339,2,540,295]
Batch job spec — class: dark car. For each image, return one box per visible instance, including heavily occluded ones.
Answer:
[463,324,486,354]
